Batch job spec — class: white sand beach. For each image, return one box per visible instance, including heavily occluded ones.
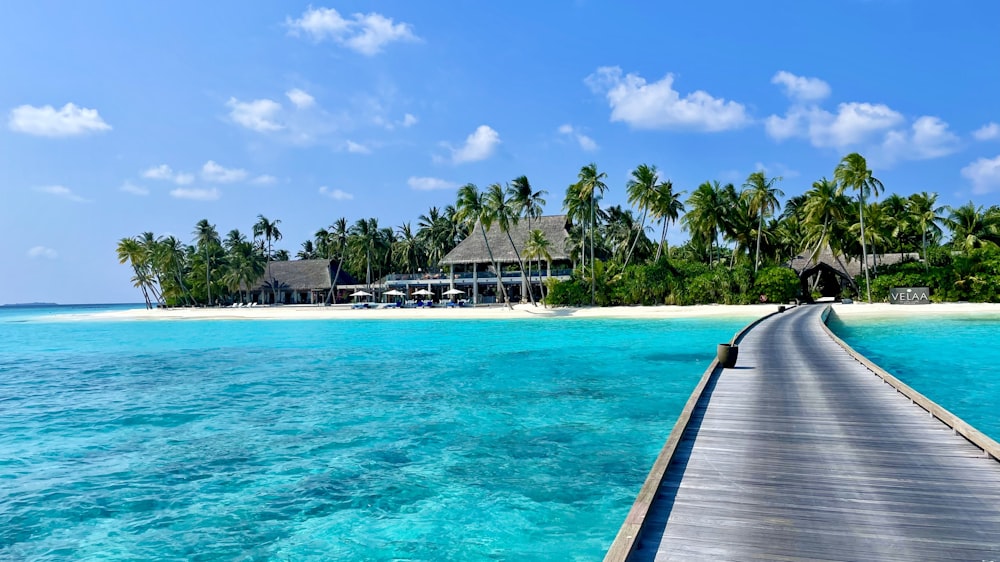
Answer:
[52,301,1000,322]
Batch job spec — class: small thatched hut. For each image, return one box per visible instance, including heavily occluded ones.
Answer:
[788,247,920,302]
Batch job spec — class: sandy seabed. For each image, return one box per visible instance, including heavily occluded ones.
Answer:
[54,300,1000,323]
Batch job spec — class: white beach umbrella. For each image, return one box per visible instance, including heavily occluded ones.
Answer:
[443,288,465,295]
[384,290,405,296]
[350,290,373,297]
[412,289,434,296]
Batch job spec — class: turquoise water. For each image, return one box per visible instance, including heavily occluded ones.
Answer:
[827,310,1000,441]
[0,305,753,561]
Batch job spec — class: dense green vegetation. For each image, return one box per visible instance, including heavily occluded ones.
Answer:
[119,152,1000,308]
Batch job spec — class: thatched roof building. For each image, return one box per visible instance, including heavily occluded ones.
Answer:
[247,259,357,304]
[441,215,573,266]
[787,247,920,279]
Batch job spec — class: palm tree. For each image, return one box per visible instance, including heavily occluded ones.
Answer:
[651,179,684,261]
[834,153,883,302]
[569,163,608,305]
[742,171,784,273]
[349,218,379,290]
[945,202,1000,252]
[523,229,553,306]
[156,235,193,306]
[456,183,510,308]
[487,182,536,306]
[623,164,659,269]
[510,175,548,231]
[117,237,153,308]
[296,240,316,260]
[324,218,350,304]
[394,222,421,273]
[253,215,282,304]
[683,181,731,267]
[193,219,220,306]
[908,192,946,268]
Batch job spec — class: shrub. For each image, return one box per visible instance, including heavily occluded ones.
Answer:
[753,267,800,304]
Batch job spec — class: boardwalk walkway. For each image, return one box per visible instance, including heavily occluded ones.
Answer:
[622,305,1000,561]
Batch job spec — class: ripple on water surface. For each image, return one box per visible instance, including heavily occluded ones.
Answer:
[0,314,752,560]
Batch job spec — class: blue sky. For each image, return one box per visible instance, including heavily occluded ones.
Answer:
[3,1,999,304]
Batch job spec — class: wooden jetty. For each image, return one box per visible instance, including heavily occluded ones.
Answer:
[606,304,1000,561]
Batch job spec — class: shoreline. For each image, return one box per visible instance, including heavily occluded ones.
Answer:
[41,301,1000,322]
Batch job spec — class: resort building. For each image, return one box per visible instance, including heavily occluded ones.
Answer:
[788,247,920,302]
[249,259,357,305]
[403,214,575,304]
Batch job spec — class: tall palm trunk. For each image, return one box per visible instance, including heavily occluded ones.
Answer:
[623,208,648,269]
[205,247,211,306]
[754,211,764,273]
[655,219,669,261]
[480,223,511,309]
[505,231,536,307]
[858,194,872,302]
[589,199,596,305]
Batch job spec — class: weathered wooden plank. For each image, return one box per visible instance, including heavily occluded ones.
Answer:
[615,304,1000,561]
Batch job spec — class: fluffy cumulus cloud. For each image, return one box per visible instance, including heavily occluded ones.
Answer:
[252,175,277,185]
[407,176,458,191]
[448,125,501,164]
[585,66,749,132]
[319,186,354,200]
[766,102,904,148]
[286,7,419,56]
[558,124,598,151]
[881,116,961,162]
[33,185,88,203]
[974,122,1000,141]
[170,187,220,201]
[27,246,58,259]
[201,160,248,183]
[962,155,1000,194]
[120,181,149,196]
[142,164,194,185]
[8,102,111,137]
[227,97,284,132]
[771,71,831,103]
[286,88,316,109]
[401,113,418,127]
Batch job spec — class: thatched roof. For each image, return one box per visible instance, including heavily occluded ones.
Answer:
[253,259,356,290]
[440,215,572,266]
[788,247,920,279]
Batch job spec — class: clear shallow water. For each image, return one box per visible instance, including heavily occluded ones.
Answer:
[0,305,752,561]
[827,310,1000,441]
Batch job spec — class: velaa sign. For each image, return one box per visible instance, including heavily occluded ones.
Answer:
[889,287,930,304]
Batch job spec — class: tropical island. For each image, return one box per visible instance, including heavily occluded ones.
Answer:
[117,153,1000,310]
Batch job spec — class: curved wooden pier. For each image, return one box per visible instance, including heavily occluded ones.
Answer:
[608,305,1000,561]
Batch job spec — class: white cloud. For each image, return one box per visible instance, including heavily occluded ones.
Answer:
[120,181,149,196]
[585,66,749,132]
[771,71,831,102]
[408,176,458,191]
[34,185,88,203]
[974,122,1000,141]
[962,155,1000,194]
[286,88,315,109]
[319,186,354,200]
[449,125,501,164]
[142,164,194,185]
[345,140,372,154]
[558,124,598,151]
[286,7,419,56]
[201,160,248,183]
[227,97,284,132]
[401,113,418,127]
[8,102,111,137]
[766,102,904,148]
[881,116,961,162]
[27,246,58,259]
[170,187,220,201]
[252,174,277,185]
